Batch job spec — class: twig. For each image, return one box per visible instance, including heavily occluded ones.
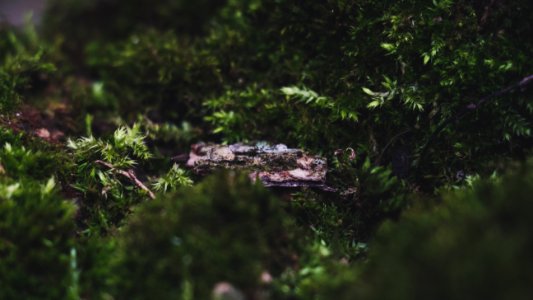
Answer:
[95,160,156,200]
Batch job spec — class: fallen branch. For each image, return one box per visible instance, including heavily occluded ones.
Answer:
[95,160,156,200]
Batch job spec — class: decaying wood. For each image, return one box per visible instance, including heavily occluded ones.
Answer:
[186,143,334,191]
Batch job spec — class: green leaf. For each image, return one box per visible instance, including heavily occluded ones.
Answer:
[367,100,381,109]
[380,43,395,52]
[423,54,430,65]
[362,87,375,96]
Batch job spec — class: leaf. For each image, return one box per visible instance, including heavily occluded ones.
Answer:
[380,43,395,52]
[423,54,430,65]
[42,177,56,195]
[362,87,375,96]
[367,100,381,109]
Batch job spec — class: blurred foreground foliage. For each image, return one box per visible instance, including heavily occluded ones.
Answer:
[115,172,299,299]
[1,0,533,299]
[299,161,533,300]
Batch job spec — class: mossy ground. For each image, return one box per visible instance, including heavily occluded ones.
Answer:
[1,0,533,299]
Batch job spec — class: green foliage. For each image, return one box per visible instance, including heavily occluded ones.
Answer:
[152,164,193,193]
[43,0,227,54]
[204,85,283,142]
[0,71,21,113]
[0,178,76,300]
[44,0,533,164]
[204,84,360,148]
[203,0,533,170]
[86,29,222,121]
[368,0,533,184]
[68,124,151,169]
[68,124,153,235]
[0,142,67,181]
[0,26,56,113]
[138,116,199,148]
[75,236,117,299]
[1,0,533,298]
[270,237,364,299]
[281,86,359,122]
[291,154,408,260]
[114,172,299,299]
[305,160,533,300]
[0,128,72,185]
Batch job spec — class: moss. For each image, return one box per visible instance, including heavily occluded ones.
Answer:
[303,161,533,300]
[114,172,300,299]
[1,0,533,298]
[0,178,76,300]
[68,124,155,235]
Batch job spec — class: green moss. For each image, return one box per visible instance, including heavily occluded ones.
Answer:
[0,26,57,114]
[0,142,68,181]
[1,0,533,298]
[0,178,76,300]
[86,29,222,122]
[75,236,117,299]
[43,0,227,49]
[68,124,154,235]
[304,161,533,300]
[0,128,71,181]
[114,172,300,299]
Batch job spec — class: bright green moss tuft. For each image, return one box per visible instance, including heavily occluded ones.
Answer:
[68,124,154,235]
